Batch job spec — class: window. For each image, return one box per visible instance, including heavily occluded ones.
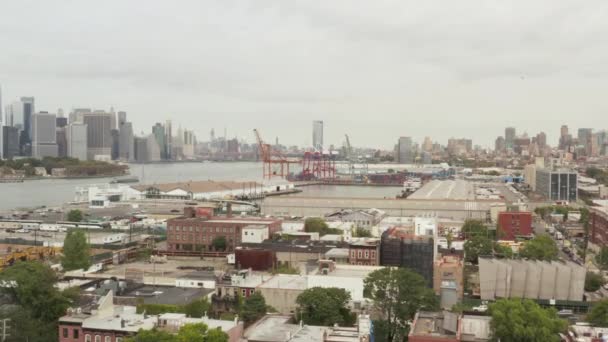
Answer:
[364,250,369,258]
[74,330,79,339]
[230,227,234,233]
[63,328,68,338]
[176,226,181,231]
[242,289,247,296]
[95,335,101,342]
[85,335,92,342]
[216,227,220,232]
[189,226,193,232]
[195,227,199,232]
[116,338,123,342]
[105,337,111,342]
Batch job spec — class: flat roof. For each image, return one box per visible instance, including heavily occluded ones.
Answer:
[259,274,307,290]
[408,180,475,201]
[244,315,325,342]
[121,285,213,305]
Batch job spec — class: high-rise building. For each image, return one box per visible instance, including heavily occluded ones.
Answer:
[536,132,547,149]
[505,127,516,150]
[152,123,166,159]
[312,120,323,152]
[56,127,67,158]
[0,85,3,126]
[119,122,134,161]
[31,112,58,158]
[422,136,433,152]
[1,126,19,160]
[111,129,120,160]
[83,111,113,160]
[578,128,593,155]
[495,136,505,153]
[165,120,173,160]
[117,111,127,126]
[19,97,35,156]
[134,136,149,163]
[183,129,195,159]
[146,134,161,162]
[69,108,91,124]
[66,123,88,160]
[397,137,413,164]
[559,125,572,150]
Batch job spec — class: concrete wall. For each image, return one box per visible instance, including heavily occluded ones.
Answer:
[256,287,304,315]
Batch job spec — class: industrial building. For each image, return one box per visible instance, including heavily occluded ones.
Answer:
[380,227,434,286]
[535,168,578,202]
[478,257,585,301]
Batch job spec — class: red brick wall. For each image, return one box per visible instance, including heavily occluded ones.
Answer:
[58,324,84,342]
[348,246,379,265]
[497,212,533,240]
[591,209,608,246]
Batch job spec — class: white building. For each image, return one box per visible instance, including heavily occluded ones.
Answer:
[242,225,269,244]
[66,123,88,160]
[31,112,58,158]
[175,271,216,289]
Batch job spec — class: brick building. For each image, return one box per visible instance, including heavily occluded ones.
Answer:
[497,211,533,240]
[591,206,608,246]
[433,255,464,309]
[166,209,281,252]
[348,239,380,266]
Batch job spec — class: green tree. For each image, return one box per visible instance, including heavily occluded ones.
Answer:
[304,217,329,233]
[183,297,211,318]
[461,220,488,239]
[296,287,355,326]
[66,209,83,222]
[211,236,227,251]
[585,272,606,292]
[519,234,559,261]
[596,246,608,270]
[363,267,438,342]
[587,300,608,327]
[126,329,176,342]
[176,323,228,342]
[493,243,514,258]
[464,235,493,263]
[489,299,567,342]
[0,261,78,342]
[353,227,372,238]
[240,292,267,324]
[61,229,91,271]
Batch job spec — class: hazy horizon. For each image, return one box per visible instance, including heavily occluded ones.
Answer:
[2,1,607,149]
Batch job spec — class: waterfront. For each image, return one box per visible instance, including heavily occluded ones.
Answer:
[0,162,402,211]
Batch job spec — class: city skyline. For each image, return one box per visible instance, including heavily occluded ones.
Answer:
[2,1,608,148]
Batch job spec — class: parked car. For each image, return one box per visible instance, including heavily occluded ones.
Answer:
[473,304,488,312]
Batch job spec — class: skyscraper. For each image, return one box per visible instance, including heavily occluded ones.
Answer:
[397,137,413,164]
[152,123,167,159]
[495,136,505,153]
[578,128,593,155]
[312,120,323,152]
[536,132,547,149]
[0,85,3,126]
[134,136,149,163]
[19,97,35,155]
[505,127,516,150]
[165,120,173,160]
[83,111,113,160]
[1,126,19,160]
[31,112,58,158]
[66,123,88,160]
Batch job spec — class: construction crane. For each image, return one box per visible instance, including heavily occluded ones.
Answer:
[253,129,299,179]
[344,134,353,159]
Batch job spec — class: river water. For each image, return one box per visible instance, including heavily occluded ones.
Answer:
[0,162,401,211]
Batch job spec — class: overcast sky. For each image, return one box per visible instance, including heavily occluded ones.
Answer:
[1,1,607,149]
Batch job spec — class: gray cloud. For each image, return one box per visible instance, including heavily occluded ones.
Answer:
[1,0,608,148]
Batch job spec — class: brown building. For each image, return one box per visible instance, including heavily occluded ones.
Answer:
[433,255,464,309]
[591,206,608,246]
[166,209,281,252]
[348,239,380,266]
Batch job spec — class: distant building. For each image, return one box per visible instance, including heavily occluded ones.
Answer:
[133,136,149,163]
[56,127,67,158]
[312,120,323,152]
[146,134,161,162]
[31,112,58,158]
[535,168,578,202]
[83,111,113,160]
[118,121,134,161]
[505,127,516,150]
[56,116,68,128]
[152,123,167,159]
[497,211,533,240]
[110,129,119,160]
[19,96,35,155]
[397,136,414,164]
[66,123,88,160]
[1,126,19,159]
[380,227,434,286]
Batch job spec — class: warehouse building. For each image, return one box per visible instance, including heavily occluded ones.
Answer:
[478,257,585,301]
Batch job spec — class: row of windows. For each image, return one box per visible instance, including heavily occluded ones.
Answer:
[172,235,235,242]
[169,226,235,233]
[350,250,376,259]
[62,328,123,342]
